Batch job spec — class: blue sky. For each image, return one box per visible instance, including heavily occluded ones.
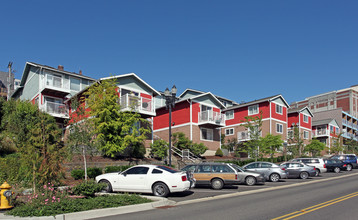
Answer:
[1,1,357,104]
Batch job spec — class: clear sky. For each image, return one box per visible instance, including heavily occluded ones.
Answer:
[1,0,357,104]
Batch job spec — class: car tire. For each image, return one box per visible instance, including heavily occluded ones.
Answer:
[346,164,353,171]
[334,167,341,173]
[99,179,113,193]
[211,178,224,190]
[152,182,169,197]
[269,173,280,182]
[299,172,309,179]
[245,176,256,186]
[315,169,320,177]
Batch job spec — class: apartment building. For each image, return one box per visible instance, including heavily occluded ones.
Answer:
[312,118,340,154]
[11,62,96,128]
[287,107,313,145]
[153,91,226,153]
[222,94,290,143]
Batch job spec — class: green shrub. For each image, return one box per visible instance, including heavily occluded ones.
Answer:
[87,167,102,179]
[150,139,168,160]
[215,148,223,157]
[71,180,105,197]
[104,165,132,173]
[71,169,85,180]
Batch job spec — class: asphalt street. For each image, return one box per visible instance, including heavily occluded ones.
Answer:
[92,170,358,220]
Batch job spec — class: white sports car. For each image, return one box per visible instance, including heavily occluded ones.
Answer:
[95,165,194,197]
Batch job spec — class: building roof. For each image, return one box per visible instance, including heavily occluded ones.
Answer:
[288,106,314,117]
[312,118,336,127]
[179,88,238,104]
[224,94,290,111]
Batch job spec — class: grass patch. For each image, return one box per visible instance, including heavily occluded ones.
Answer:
[6,194,152,217]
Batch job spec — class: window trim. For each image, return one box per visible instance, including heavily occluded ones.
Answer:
[201,128,214,141]
[303,114,309,123]
[276,104,283,115]
[303,130,309,139]
[248,104,259,115]
[276,123,283,134]
[225,128,234,136]
[225,110,234,120]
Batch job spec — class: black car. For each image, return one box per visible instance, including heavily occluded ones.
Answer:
[330,154,357,171]
[324,159,347,173]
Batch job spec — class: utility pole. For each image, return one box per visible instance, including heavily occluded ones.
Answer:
[7,61,13,100]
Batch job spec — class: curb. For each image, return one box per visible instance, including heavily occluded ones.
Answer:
[0,195,172,220]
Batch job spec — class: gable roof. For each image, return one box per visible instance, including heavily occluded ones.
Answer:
[224,94,290,111]
[101,73,161,96]
[288,106,314,117]
[179,88,238,104]
[312,118,338,127]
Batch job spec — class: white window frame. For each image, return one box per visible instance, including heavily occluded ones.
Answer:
[225,128,234,136]
[276,104,283,115]
[70,77,81,92]
[303,114,309,123]
[303,131,309,139]
[248,104,259,115]
[276,123,283,134]
[225,110,234,120]
[201,128,214,141]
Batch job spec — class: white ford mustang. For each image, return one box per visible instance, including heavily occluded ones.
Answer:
[95,165,194,197]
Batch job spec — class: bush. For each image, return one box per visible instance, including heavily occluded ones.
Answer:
[71,169,85,180]
[71,180,105,197]
[150,139,168,160]
[104,165,132,173]
[87,167,102,179]
[215,148,223,157]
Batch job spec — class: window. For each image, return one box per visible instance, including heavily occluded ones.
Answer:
[225,128,234,136]
[248,104,259,115]
[182,165,197,173]
[330,126,334,133]
[245,163,259,169]
[288,130,293,139]
[201,105,212,112]
[152,169,163,174]
[336,127,339,134]
[303,131,309,139]
[46,73,62,88]
[125,167,149,175]
[225,110,234,120]
[198,165,211,173]
[276,105,283,114]
[70,78,81,91]
[201,128,213,141]
[211,165,233,173]
[303,115,309,123]
[276,123,283,133]
[261,163,272,168]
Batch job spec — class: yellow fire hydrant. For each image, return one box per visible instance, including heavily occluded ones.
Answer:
[0,181,13,210]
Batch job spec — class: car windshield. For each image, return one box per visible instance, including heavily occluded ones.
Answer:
[231,164,244,172]
[157,165,179,173]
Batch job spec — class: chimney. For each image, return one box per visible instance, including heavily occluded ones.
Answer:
[58,65,64,71]
[79,70,82,75]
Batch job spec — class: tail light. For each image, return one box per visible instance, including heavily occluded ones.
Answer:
[235,174,238,180]
[343,164,347,167]
[181,176,187,181]
[313,167,316,170]
[281,167,286,171]
[323,164,326,168]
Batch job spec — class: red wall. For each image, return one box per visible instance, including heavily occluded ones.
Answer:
[153,101,191,130]
[288,112,299,127]
[300,113,312,129]
[225,101,270,126]
[271,103,287,121]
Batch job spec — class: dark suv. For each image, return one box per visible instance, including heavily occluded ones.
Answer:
[330,154,358,171]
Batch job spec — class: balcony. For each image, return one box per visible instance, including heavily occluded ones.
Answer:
[42,101,69,119]
[41,74,71,96]
[119,94,155,116]
[312,129,328,137]
[198,111,225,127]
[238,131,250,141]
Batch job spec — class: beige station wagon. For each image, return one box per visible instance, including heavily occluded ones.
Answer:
[182,163,265,190]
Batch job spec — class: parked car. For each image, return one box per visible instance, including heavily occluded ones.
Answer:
[330,154,358,171]
[95,165,194,197]
[290,158,327,176]
[280,162,316,179]
[242,162,287,182]
[324,159,347,173]
[181,163,265,189]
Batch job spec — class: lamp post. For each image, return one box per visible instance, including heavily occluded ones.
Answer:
[164,85,177,167]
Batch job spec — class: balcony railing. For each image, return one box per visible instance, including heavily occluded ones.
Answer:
[44,101,69,118]
[198,111,225,126]
[42,74,70,92]
[238,131,250,141]
[312,129,328,137]
[119,94,154,115]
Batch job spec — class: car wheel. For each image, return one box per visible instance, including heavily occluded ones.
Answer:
[99,180,112,193]
[211,178,224,190]
[152,182,169,197]
[269,173,280,182]
[334,167,341,173]
[315,169,320,177]
[299,172,309,179]
[245,176,256,186]
[346,164,353,171]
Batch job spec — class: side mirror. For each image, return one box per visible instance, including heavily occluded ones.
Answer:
[122,172,127,177]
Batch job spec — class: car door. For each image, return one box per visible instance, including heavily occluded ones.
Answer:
[117,166,149,191]
[244,163,259,172]
[286,163,300,178]
[259,163,273,179]
[195,165,212,185]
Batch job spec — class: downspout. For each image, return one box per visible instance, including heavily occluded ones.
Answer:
[269,101,272,134]
[190,99,193,140]
[151,117,154,145]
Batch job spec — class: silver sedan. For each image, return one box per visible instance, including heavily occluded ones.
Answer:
[242,162,287,182]
[280,162,316,179]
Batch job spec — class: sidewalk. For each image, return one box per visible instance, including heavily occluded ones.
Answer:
[0,195,175,220]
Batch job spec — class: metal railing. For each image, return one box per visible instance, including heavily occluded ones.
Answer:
[171,146,201,163]
[313,129,328,136]
[198,111,225,125]
[45,101,69,117]
[238,131,250,141]
[119,94,154,114]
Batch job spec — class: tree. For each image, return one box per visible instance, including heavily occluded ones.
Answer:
[85,78,151,158]
[172,132,207,156]
[240,112,263,161]
[66,98,98,181]
[344,137,358,154]
[287,125,304,157]
[260,134,283,161]
[330,134,344,155]
[150,139,168,160]
[305,139,325,157]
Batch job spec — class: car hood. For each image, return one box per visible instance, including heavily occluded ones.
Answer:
[243,171,263,176]
[95,172,120,180]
